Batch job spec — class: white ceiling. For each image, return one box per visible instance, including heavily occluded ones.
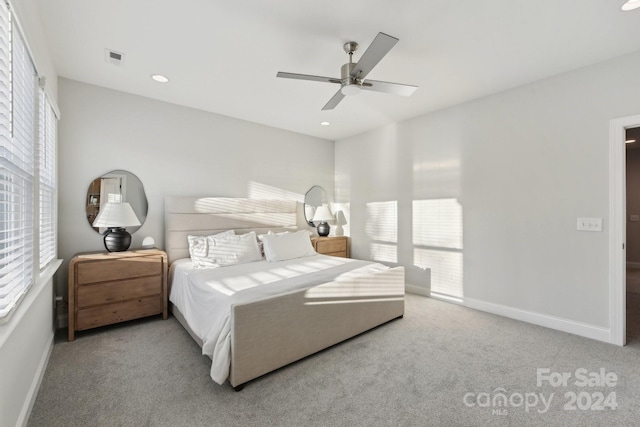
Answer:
[35,0,640,141]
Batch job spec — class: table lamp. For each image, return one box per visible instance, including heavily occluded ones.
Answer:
[312,204,334,237]
[92,202,141,252]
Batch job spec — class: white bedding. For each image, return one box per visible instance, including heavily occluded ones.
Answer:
[169,254,390,384]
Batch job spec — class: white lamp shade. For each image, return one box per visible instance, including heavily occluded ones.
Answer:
[312,205,334,223]
[92,202,141,228]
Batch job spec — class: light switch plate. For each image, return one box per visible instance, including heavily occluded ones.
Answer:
[631,214,640,222]
[577,218,603,232]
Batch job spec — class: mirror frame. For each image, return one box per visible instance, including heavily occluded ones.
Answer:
[86,169,148,234]
[303,185,327,226]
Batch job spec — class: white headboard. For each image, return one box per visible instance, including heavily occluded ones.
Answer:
[164,196,301,263]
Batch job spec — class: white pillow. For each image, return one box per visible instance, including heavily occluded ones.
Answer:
[187,230,235,268]
[257,230,305,256]
[206,231,263,266]
[262,230,317,262]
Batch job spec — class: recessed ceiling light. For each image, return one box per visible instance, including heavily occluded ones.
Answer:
[151,74,169,83]
[627,139,636,143]
[622,0,640,11]
[320,121,330,126]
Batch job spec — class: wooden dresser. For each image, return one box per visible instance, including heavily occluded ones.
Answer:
[312,236,349,258]
[68,249,168,341]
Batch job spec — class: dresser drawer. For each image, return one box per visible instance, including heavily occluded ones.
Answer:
[77,276,161,308]
[76,295,162,330]
[315,238,347,255]
[68,249,168,341]
[76,256,163,284]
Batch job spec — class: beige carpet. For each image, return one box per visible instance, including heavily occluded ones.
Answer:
[28,294,640,426]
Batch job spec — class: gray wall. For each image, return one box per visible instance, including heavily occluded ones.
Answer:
[335,50,640,338]
[56,78,334,297]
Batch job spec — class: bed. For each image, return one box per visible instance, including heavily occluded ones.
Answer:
[164,196,405,390]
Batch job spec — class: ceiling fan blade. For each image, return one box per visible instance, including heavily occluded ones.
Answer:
[361,79,418,97]
[322,90,345,110]
[350,33,398,80]
[277,72,341,84]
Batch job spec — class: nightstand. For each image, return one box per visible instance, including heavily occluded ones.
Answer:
[312,236,349,258]
[68,249,168,341]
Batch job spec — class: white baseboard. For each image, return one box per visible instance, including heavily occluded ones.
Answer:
[405,284,429,297]
[627,261,640,269]
[429,291,464,305]
[463,297,611,343]
[18,332,54,427]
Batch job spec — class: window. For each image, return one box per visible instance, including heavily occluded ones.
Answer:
[0,1,58,319]
[39,89,56,268]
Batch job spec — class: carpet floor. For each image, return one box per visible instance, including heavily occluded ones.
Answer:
[28,294,640,427]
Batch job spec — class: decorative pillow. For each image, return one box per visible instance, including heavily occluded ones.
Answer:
[187,230,235,268]
[257,230,303,256]
[206,231,263,266]
[262,230,317,262]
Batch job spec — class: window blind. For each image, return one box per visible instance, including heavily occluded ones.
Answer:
[0,2,37,318]
[0,2,12,317]
[38,89,56,268]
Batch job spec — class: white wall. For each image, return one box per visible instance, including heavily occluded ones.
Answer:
[0,276,56,427]
[0,1,59,426]
[56,78,334,297]
[336,50,640,341]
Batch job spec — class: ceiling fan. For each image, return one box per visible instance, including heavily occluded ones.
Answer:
[276,32,418,110]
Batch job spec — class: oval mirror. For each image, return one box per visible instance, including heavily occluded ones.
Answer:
[304,185,327,226]
[86,170,148,234]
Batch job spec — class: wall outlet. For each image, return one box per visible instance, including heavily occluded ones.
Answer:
[631,214,640,222]
[577,218,603,232]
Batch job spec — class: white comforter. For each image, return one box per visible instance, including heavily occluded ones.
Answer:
[169,254,389,384]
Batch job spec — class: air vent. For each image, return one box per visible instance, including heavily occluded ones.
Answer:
[105,49,125,66]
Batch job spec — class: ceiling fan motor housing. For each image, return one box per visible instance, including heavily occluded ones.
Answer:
[341,62,360,89]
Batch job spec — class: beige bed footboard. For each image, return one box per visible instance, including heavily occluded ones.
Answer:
[229,266,405,388]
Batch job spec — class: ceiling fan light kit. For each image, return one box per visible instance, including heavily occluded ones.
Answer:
[340,66,361,96]
[622,0,640,11]
[277,32,417,110]
[341,84,361,96]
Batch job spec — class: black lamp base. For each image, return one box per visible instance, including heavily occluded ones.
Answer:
[103,227,132,252]
[317,222,330,237]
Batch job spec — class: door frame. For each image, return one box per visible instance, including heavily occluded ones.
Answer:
[609,113,640,346]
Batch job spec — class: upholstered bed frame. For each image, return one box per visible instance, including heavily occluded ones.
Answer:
[164,196,405,390]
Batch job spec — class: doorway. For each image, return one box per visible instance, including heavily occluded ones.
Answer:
[625,127,640,343]
[610,114,640,346]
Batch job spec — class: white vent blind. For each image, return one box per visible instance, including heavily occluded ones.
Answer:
[38,89,55,268]
[0,4,37,318]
